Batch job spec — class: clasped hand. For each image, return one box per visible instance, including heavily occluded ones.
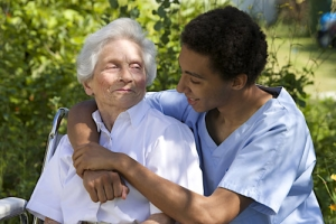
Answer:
[72,142,129,203]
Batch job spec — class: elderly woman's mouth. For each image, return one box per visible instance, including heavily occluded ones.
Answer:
[116,88,133,92]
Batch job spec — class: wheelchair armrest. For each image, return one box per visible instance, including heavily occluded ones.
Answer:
[0,197,27,221]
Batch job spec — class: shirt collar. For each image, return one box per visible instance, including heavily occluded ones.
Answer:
[91,99,150,133]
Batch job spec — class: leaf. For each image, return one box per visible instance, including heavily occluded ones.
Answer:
[154,21,162,31]
[162,0,171,8]
[119,6,128,17]
[130,7,140,19]
[157,5,166,18]
[109,0,119,9]
[160,33,169,45]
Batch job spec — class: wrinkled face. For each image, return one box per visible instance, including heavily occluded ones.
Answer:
[177,45,234,112]
[84,39,147,111]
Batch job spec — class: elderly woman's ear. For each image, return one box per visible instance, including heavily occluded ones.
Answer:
[83,80,94,96]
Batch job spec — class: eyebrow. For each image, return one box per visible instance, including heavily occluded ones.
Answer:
[104,58,143,65]
[184,70,205,79]
[178,62,205,79]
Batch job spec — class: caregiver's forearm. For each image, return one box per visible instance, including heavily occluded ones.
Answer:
[141,213,174,224]
[113,154,250,224]
[112,154,208,223]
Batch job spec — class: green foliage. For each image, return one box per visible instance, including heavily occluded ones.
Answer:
[0,0,110,201]
[258,50,314,108]
[257,31,318,107]
[0,0,335,223]
[303,99,336,223]
[147,0,231,91]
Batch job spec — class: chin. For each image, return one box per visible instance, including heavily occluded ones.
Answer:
[191,105,207,113]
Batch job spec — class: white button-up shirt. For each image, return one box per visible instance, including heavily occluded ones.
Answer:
[27,100,203,224]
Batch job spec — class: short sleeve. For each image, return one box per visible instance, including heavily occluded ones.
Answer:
[218,112,312,215]
[145,121,204,215]
[26,136,72,223]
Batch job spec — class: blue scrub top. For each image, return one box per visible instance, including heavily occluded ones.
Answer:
[145,86,323,224]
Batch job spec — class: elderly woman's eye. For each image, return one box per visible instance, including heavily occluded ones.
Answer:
[130,64,143,74]
[105,63,118,70]
[130,64,141,69]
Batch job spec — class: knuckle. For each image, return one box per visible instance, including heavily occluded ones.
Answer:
[101,175,109,181]
[107,194,114,200]
[99,194,106,203]
[110,171,119,178]
[88,181,95,188]
[111,175,120,182]
[91,196,98,203]
[94,178,102,185]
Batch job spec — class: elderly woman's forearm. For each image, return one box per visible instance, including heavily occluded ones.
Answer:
[67,99,98,150]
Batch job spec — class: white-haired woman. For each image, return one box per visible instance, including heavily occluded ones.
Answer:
[26,18,203,224]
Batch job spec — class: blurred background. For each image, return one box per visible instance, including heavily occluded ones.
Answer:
[0,0,335,223]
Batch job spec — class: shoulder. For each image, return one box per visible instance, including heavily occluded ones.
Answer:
[241,88,312,159]
[146,106,192,134]
[252,87,308,133]
[145,89,186,103]
[144,90,193,121]
[137,100,194,142]
[53,135,74,156]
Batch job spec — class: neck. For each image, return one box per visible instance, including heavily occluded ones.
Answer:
[215,85,272,127]
[205,85,272,145]
[97,104,129,132]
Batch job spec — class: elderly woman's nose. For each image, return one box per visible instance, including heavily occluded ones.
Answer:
[119,67,133,82]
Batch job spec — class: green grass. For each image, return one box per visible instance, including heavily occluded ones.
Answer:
[268,37,336,94]
[264,24,336,98]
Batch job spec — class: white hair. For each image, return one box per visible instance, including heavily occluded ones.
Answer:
[76,18,157,86]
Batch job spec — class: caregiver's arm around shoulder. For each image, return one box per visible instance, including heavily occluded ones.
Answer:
[67,99,98,150]
[67,99,129,202]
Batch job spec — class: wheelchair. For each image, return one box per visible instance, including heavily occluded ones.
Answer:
[0,108,69,224]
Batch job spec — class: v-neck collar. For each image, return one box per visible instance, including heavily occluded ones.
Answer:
[199,95,276,157]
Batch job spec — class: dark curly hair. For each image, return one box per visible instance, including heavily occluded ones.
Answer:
[181,6,268,86]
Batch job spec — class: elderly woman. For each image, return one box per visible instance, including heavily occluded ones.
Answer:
[26,18,203,224]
